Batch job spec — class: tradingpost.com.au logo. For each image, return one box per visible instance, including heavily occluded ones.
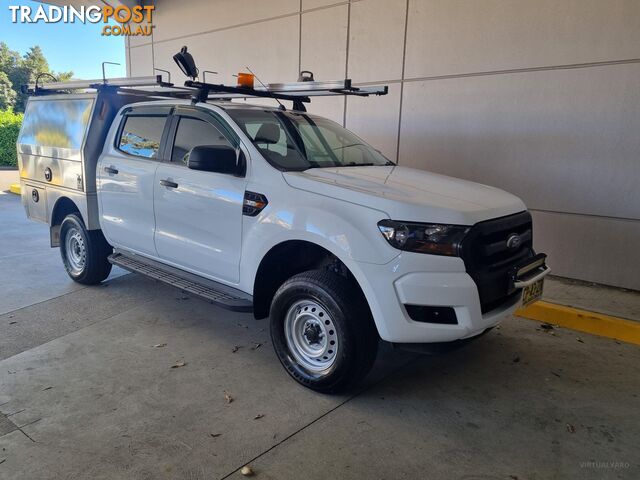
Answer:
[8,3,154,36]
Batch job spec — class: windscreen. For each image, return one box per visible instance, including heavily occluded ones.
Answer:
[227,109,393,171]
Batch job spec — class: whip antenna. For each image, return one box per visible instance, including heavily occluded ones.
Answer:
[246,66,286,111]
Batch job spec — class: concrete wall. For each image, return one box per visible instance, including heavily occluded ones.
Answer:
[126,0,640,291]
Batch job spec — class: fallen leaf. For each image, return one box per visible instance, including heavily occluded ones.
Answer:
[576,338,584,343]
[171,360,187,369]
[240,465,254,476]
[42,386,53,391]
[539,323,554,331]
[209,433,222,438]
[153,343,167,348]
[566,423,576,433]
[224,391,234,404]
[253,414,264,420]
[232,346,242,353]
[9,321,17,325]
[251,343,262,350]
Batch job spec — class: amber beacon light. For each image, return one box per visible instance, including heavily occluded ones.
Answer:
[237,73,255,88]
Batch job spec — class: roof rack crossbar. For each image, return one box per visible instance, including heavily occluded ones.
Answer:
[185,80,311,104]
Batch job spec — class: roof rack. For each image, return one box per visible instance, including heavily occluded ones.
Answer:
[186,79,387,111]
[22,74,388,112]
[21,75,173,95]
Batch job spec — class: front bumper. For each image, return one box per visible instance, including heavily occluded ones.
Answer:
[355,252,523,343]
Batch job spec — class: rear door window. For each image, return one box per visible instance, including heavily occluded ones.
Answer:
[118,115,166,159]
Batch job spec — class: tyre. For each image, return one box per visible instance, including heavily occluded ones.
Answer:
[270,269,378,393]
[60,213,112,285]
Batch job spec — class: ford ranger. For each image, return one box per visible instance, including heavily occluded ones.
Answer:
[17,59,548,393]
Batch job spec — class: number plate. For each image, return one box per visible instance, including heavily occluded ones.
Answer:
[522,278,544,306]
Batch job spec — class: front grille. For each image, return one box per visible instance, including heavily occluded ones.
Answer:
[460,211,533,314]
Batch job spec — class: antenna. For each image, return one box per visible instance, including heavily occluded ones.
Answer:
[35,72,58,91]
[154,68,171,83]
[102,62,121,83]
[246,66,286,111]
[202,70,218,83]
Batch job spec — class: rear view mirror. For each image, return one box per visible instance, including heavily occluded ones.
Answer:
[187,145,243,176]
[173,46,198,79]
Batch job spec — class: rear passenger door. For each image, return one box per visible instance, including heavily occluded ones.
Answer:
[98,106,170,256]
[153,107,247,284]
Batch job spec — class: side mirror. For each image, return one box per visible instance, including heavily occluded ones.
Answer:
[187,145,243,176]
[173,46,198,79]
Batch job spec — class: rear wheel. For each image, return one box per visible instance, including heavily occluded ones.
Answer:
[270,270,378,393]
[60,214,112,285]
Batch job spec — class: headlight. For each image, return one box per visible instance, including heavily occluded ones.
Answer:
[377,220,470,256]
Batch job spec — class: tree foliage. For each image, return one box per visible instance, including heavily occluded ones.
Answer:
[0,72,16,110]
[0,109,23,166]
[0,42,73,112]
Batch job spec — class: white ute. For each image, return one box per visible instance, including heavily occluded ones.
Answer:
[17,49,549,392]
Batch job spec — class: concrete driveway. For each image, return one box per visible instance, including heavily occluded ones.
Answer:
[1,179,638,479]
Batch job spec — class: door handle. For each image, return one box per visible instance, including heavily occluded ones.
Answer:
[160,179,178,188]
[104,166,118,175]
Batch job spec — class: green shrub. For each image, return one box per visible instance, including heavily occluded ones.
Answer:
[0,109,23,167]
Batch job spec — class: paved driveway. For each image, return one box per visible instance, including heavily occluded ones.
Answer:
[0,188,638,479]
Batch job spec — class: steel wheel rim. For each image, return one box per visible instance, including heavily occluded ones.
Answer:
[284,299,339,372]
[65,227,86,275]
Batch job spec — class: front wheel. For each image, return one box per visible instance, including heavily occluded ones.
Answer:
[270,270,378,393]
[60,214,112,285]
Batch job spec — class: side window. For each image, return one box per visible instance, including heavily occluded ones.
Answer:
[118,115,166,159]
[171,117,232,164]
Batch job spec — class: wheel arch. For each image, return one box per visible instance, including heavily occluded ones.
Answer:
[252,240,373,326]
[50,197,83,247]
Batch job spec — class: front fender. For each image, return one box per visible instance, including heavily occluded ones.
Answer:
[238,192,397,294]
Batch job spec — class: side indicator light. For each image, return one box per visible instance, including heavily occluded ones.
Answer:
[243,191,268,216]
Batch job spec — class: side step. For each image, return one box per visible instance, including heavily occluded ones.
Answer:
[108,251,253,312]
